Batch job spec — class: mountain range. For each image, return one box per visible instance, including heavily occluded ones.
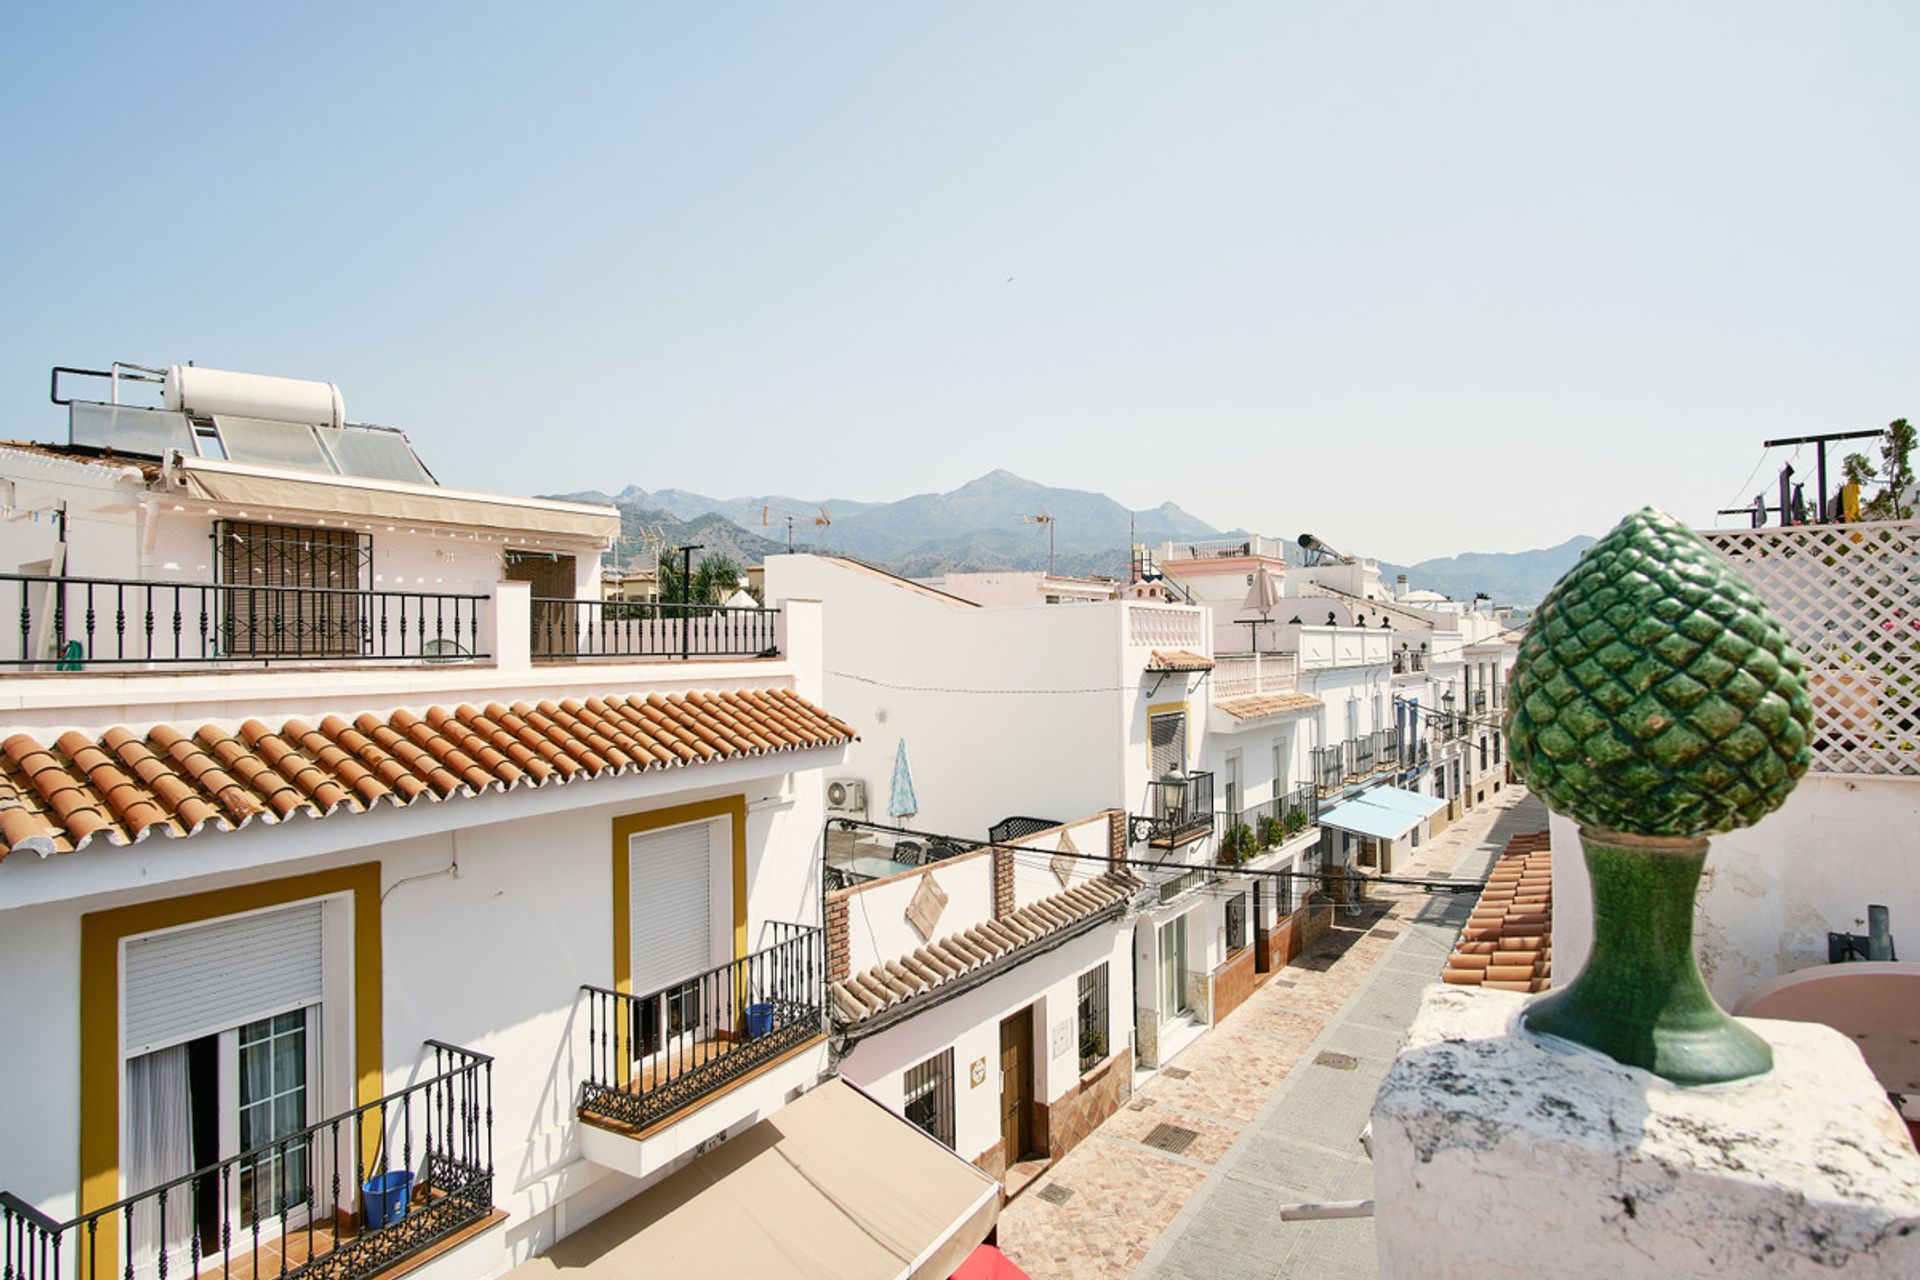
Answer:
[546,470,1589,605]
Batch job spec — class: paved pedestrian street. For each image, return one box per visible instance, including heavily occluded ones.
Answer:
[998,786,1549,1279]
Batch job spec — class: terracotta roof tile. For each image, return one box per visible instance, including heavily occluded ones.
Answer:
[0,688,856,861]
[1148,649,1214,672]
[831,871,1137,1022]
[1215,692,1325,720]
[1442,830,1553,993]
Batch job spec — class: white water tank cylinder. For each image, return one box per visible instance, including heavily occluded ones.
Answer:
[163,365,345,428]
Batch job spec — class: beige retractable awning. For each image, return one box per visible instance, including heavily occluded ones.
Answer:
[172,457,620,543]
[513,1080,998,1280]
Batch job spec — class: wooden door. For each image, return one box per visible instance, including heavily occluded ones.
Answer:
[1252,880,1270,973]
[999,1009,1033,1161]
[509,552,579,656]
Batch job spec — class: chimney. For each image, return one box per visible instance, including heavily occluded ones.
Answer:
[1395,573,1409,600]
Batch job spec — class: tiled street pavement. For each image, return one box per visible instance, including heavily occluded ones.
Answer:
[998,786,1549,1279]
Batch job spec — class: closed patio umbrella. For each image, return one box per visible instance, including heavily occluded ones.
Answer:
[1241,565,1284,651]
[888,738,919,820]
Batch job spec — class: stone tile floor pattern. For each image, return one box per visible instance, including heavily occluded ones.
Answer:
[997,786,1548,1279]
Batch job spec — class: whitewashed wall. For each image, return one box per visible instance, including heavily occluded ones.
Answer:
[0,449,605,601]
[766,555,1139,837]
[1551,775,1920,1009]
[837,923,1133,1161]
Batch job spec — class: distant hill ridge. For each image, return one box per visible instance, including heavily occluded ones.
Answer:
[545,470,1589,604]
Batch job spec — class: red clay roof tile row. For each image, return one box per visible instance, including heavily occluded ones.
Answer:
[830,871,1138,1023]
[1147,649,1214,672]
[0,688,855,861]
[1443,830,1552,994]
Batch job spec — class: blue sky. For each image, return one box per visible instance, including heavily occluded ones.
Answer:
[3,3,1914,562]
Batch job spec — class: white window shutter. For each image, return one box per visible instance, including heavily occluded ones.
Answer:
[628,822,714,995]
[124,903,324,1056]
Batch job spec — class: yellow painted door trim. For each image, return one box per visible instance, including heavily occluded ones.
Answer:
[79,862,383,1272]
[609,794,750,994]
[609,796,750,1087]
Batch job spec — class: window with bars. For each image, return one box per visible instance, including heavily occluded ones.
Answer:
[1277,870,1295,916]
[903,1049,955,1148]
[1076,964,1110,1072]
[1226,893,1248,953]
[215,521,371,657]
[1494,733,1502,764]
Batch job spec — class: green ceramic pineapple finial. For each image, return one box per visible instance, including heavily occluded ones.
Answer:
[1507,507,1812,1085]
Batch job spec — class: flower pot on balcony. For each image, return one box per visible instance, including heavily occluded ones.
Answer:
[745,1002,775,1039]
[362,1169,414,1229]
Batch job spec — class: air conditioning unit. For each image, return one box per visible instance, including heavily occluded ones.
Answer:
[826,778,867,812]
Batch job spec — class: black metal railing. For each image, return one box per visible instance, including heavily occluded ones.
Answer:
[579,923,824,1133]
[530,597,780,661]
[1350,734,1376,778]
[1377,727,1401,768]
[1472,691,1488,713]
[1228,782,1318,850]
[2,574,487,668]
[0,1042,492,1280]
[1313,746,1345,795]
[1392,651,1426,674]
[1131,771,1215,846]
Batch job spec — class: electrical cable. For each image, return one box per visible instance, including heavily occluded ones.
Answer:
[1719,447,1774,520]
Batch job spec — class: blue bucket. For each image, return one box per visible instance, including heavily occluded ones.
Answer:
[745,1003,774,1039]
[362,1169,414,1229]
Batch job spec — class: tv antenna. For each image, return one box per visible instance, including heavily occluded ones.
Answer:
[762,504,833,549]
[1017,510,1057,574]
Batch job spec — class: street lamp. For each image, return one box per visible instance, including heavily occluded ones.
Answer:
[1158,765,1190,819]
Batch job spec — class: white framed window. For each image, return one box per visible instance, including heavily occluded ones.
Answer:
[120,896,352,1274]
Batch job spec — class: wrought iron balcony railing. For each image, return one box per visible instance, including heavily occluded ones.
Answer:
[1377,727,1401,768]
[0,1042,492,1280]
[531,597,780,661]
[1392,650,1426,674]
[2,573,487,668]
[1312,745,1346,796]
[1226,782,1319,847]
[579,923,824,1135]
[1129,770,1215,847]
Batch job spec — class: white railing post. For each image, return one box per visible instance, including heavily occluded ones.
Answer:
[492,580,531,673]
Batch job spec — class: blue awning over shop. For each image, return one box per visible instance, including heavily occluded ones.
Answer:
[1316,786,1446,841]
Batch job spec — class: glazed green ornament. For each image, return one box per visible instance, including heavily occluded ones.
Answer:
[1507,507,1812,1085]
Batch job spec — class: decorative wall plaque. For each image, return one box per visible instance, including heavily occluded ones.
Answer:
[905,871,949,941]
[1051,827,1080,888]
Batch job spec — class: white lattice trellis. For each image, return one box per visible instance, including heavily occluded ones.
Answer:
[1700,520,1920,777]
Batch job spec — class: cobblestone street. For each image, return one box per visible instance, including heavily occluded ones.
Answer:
[997,786,1548,1279]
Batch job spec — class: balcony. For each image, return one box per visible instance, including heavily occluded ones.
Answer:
[1313,734,1402,796]
[0,574,783,671]
[1,573,488,667]
[1226,782,1319,852]
[1471,691,1488,713]
[0,1042,493,1280]
[1131,770,1215,848]
[1159,535,1289,562]
[1392,650,1426,674]
[1211,652,1300,700]
[578,924,825,1136]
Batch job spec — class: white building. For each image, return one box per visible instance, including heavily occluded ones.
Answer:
[0,364,998,1280]
[915,570,1119,607]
